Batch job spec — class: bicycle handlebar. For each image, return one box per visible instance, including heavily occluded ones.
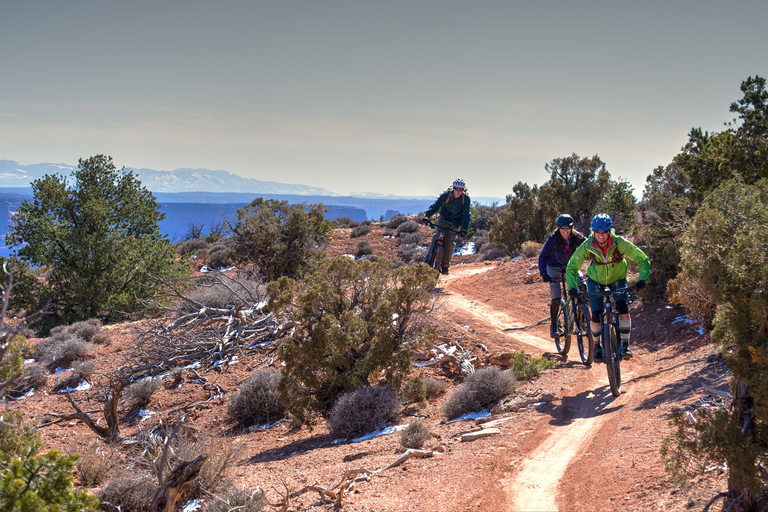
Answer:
[423,220,461,234]
[581,284,637,297]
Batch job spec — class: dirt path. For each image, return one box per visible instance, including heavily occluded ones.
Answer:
[441,264,651,512]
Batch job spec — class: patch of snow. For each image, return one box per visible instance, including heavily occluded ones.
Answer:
[342,254,356,259]
[13,389,35,400]
[512,256,521,260]
[697,328,705,335]
[351,424,407,443]
[57,380,92,393]
[54,367,71,374]
[201,265,236,273]
[673,315,696,325]
[453,242,476,256]
[139,409,155,422]
[23,359,35,364]
[181,499,203,512]
[445,410,491,424]
[525,401,547,408]
[184,361,202,369]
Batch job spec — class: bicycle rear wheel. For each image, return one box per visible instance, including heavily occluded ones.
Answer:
[575,304,594,365]
[603,322,621,396]
[554,299,571,355]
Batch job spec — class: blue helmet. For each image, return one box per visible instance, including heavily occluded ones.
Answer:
[591,214,613,231]
[556,214,574,227]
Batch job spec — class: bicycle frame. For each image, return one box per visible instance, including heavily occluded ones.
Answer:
[583,284,636,396]
[424,221,460,271]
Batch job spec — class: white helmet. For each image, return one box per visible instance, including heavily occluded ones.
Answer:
[452,178,466,189]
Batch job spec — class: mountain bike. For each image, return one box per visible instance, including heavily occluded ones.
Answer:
[552,273,593,365]
[423,220,460,272]
[582,284,637,396]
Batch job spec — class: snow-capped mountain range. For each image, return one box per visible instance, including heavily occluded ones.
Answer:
[0,160,337,196]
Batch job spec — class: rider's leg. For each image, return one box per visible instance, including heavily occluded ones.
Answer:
[546,266,562,338]
[440,226,458,274]
[617,299,632,359]
[587,278,604,362]
[591,314,603,363]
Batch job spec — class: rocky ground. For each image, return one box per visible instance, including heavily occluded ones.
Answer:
[4,225,730,511]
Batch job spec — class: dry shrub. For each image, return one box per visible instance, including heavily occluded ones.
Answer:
[400,419,431,449]
[8,364,49,397]
[65,319,102,342]
[396,221,420,234]
[398,232,422,246]
[98,474,156,512]
[520,240,543,258]
[76,440,122,486]
[53,360,95,392]
[400,244,426,263]
[332,217,356,228]
[327,386,401,440]
[442,367,516,420]
[349,224,372,238]
[124,377,163,407]
[400,377,427,406]
[181,275,264,313]
[227,369,286,427]
[386,214,408,229]
[383,228,396,237]
[476,246,506,262]
[91,331,111,345]
[207,246,232,270]
[423,377,449,399]
[177,238,210,255]
[355,240,373,257]
[204,488,267,512]
[180,436,241,500]
[49,337,96,369]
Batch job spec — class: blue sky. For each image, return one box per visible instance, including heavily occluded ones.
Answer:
[1,1,766,199]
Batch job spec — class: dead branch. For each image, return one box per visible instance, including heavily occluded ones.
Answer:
[56,380,125,443]
[382,446,446,470]
[624,357,709,384]
[503,317,548,331]
[149,454,207,512]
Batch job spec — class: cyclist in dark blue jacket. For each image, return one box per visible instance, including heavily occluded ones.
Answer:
[420,178,471,275]
[538,214,586,338]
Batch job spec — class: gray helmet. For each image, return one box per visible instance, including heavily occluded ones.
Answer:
[452,178,466,189]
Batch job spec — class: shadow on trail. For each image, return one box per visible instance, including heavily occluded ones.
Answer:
[543,385,626,427]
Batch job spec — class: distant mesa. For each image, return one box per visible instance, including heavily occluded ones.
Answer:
[0,160,337,196]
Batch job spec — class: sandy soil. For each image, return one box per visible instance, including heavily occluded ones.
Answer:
[4,226,731,511]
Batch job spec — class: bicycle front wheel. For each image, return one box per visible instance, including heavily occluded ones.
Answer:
[427,241,443,271]
[603,321,621,396]
[575,304,594,365]
[554,299,571,355]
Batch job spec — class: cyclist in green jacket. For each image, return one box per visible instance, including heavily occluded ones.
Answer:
[565,214,650,362]
[420,178,471,275]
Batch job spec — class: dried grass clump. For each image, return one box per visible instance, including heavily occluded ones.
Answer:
[181,276,264,312]
[400,419,431,449]
[349,224,373,238]
[520,240,543,259]
[8,364,49,397]
[179,436,241,500]
[35,319,107,366]
[327,386,401,440]
[204,488,267,512]
[98,475,156,512]
[207,246,232,270]
[396,221,420,234]
[125,377,163,407]
[332,217,357,228]
[423,377,449,399]
[76,440,122,486]
[227,370,285,427]
[476,246,506,262]
[355,241,373,257]
[442,367,516,420]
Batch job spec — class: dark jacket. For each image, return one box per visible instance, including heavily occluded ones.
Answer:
[538,230,586,271]
[425,189,471,232]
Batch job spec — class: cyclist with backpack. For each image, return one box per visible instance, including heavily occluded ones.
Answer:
[538,214,587,338]
[420,179,471,275]
[565,214,650,362]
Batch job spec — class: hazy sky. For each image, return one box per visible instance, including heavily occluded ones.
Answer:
[1,1,766,199]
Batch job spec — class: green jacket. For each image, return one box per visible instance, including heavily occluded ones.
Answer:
[566,232,650,291]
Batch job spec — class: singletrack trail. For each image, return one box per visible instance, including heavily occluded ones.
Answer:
[440,264,649,512]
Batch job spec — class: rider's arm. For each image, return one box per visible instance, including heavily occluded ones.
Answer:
[538,234,555,275]
[617,237,651,282]
[424,191,448,219]
[460,194,471,232]
[565,240,588,291]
